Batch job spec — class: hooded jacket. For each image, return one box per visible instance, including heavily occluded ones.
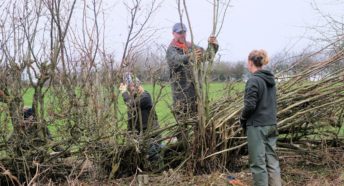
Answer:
[122,91,160,134]
[241,70,277,127]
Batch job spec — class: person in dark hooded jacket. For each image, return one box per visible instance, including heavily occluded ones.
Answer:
[119,73,161,162]
[240,49,282,186]
[119,73,160,135]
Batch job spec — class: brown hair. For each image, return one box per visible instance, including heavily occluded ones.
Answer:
[248,49,269,67]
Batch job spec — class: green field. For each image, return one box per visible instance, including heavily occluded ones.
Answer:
[13,82,243,137]
[138,82,243,123]
[5,82,343,136]
[19,82,243,125]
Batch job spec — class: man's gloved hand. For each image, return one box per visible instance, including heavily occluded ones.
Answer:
[208,35,218,46]
[119,83,127,93]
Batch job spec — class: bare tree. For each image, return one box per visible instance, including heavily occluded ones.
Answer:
[228,61,245,81]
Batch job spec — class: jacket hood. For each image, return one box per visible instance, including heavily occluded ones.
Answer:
[254,70,276,87]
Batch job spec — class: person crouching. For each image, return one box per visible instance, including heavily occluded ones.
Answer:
[119,73,161,162]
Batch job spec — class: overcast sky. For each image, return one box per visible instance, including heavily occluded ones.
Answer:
[98,0,343,62]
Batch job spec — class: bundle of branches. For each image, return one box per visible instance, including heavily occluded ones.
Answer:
[203,49,344,168]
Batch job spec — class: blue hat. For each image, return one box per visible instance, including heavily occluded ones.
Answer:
[172,23,187,33]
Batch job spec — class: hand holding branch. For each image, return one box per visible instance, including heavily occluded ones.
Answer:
[208,35,218,46]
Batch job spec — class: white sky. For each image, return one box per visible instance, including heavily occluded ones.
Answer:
[98,0,343,62]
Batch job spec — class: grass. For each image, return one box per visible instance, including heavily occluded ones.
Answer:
[1,82,343,159]
[142,82,238,123]
[27,83,239,131]
[2,83,237,135]
[3,82,343,137]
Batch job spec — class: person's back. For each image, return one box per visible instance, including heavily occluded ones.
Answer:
[120,75,162,162]
[124,90,159,134]
[120,73,160,135]
[244,70,277,127]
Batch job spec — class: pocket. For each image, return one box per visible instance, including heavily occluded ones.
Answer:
[267,126,279,137]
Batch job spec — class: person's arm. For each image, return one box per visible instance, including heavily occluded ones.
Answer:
[189,42,216,63]
[240,78,259,126]
[120,83,135,107]
[122,92,136,107]
[127,108,134,132]
[166,46,190,68]
[122,92,137,132]
[204,36,219,61]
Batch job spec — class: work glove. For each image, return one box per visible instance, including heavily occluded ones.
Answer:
[208,35,218,46]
